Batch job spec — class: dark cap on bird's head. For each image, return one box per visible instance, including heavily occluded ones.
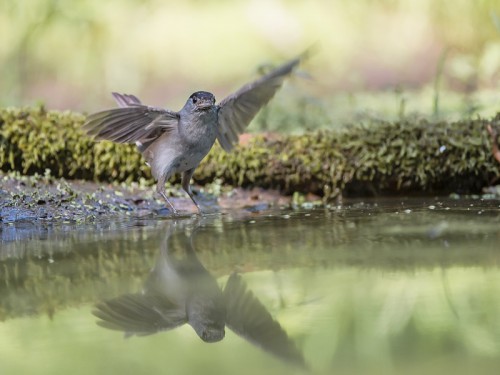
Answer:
[189,91,216,110]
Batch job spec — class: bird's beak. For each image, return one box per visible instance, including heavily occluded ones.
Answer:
[200,328,225,343]
[197,99,214,110]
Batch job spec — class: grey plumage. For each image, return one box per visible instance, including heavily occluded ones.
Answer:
[83,56,301,213]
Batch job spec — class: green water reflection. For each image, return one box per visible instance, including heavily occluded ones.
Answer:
[1,197,500,374]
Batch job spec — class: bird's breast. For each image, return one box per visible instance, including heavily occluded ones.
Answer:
[179,110,218,147]
[145,110,218,177]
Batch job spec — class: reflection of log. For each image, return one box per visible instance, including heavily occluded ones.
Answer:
[1,210,500,322]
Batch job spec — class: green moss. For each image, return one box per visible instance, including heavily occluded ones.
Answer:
[199,117,500,199]
[1,106,499,200]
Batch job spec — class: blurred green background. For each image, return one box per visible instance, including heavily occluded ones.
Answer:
[2,0,500,125]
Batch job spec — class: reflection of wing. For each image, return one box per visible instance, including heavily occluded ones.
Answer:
[216,58,300,152]
[93,293,187,337]
[83,93,179,144]
[223,273,306,368]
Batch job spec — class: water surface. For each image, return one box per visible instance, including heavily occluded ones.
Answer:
[1,197,500,375]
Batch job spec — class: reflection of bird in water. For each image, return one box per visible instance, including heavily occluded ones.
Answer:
[93,222,306,368]
[94,224,225,342]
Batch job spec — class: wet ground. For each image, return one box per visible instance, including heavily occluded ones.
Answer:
[0,172,296,225]
[1,196,500,374]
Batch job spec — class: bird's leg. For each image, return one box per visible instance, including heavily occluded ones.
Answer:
[181,168,202,214]
[487,124,500,164]
[156,174,177,214]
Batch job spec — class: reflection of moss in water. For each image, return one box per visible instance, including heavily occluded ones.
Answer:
[1,206,499,322]
[1,106,499,201]
[0,228,160,321]
[3,264,500,373]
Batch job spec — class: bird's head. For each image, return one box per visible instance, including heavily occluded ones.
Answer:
[187,91,216,112]
[187,293,226,343]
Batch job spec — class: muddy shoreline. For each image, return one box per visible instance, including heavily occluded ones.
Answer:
[2,170,500,225]
[0,172,304,224]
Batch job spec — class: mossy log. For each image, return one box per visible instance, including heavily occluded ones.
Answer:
[1,106,499,199]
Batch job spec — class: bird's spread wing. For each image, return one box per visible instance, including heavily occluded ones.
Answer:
[111,92,142,108]
[216,57,301,152]
[83,92,179,144]
[223,273,306,368]
[93,293,187,337]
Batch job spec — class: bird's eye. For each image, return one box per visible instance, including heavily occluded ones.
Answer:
[192,96,198,104]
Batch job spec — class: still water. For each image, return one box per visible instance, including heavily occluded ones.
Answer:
[1,197,500,375]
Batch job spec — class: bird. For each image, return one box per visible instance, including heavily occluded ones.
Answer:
[94,224,226,343]
[93,221,306,367]
[83,56,302,214]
